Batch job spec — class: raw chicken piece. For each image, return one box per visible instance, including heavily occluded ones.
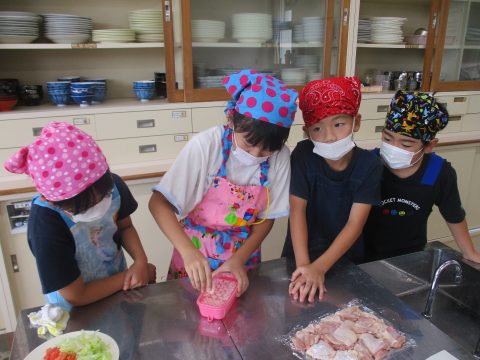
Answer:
[381,326,406,349]
[353,317,386,336]
[334,350,363,360]
[292,329,320,351]
[354,342,374,360]
[359,333,389,360]
[327,324,358,348]
[337,306,363,321]
[306,340,336,359]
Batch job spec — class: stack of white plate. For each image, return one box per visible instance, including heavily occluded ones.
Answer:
[307,71,322,82]
[302,16,324,43]
[0,11,40,44]
[92,29,135,43]
[43,13,92,44]
[129,9,163,42]
[281,68,306,85]
[466,27,480,43]
[293,24,304,43]
[192,20,225,42]
[197,75,224,88]
[370,17,406,44]
[357,18,371,43]
[232,13,272,43]
[293,54,318,72]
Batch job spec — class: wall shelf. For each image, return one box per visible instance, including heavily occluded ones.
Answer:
[0,42,164,50]
[357,43,425,49]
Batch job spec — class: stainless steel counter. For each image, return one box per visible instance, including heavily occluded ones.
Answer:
[10,258,472,359]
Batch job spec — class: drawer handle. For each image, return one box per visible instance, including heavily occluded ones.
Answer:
[438,102,447,109]
[73,117,89,125]
[377,105,389,112]
[453,97,466,103]
[32,127,43,137]
[137,119,155,128]
[139,144,157,153]
[375,126,384,133]
[171,110,187,119]
[449,115,462,122]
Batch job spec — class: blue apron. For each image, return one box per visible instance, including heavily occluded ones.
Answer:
[33,185,127,310]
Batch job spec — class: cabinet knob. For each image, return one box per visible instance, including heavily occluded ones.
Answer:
[375,126,384,133]
[32,127,43,137]
[449,116,462,122]
[139,144,157,153]
[73,117,90,126]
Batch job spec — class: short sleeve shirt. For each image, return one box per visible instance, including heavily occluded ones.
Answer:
[282,141,383,262]
[27,173,138,294]
[364,153,465,261]
[154,125,291,219]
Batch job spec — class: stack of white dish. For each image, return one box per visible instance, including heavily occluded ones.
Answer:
[293,54,318,72]
[293,24,304,43]
[192,20,225,42]
[129,9,164,42]
[307,71,322,82]
[197,75,224,88]
[0,11,41,44]
[302,16,324,43]
[370,17,406,44]
[281,68,306,85]
[43,13,91,44]
[232,13,272,43]
[92,29,135,43]
[446,1,464,43]
[357,18,371,43]
[466,27,480,43]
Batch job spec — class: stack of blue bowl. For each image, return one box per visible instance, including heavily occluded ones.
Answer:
[133,80,155,102]
[70,82,96,107]
[86,79,107,104]
[57,76,81,104]
[46,81,70,107]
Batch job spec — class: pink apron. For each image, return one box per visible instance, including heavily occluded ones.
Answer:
[169,126,270,279]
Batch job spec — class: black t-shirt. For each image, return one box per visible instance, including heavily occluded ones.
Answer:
[363,153,465,262]
[282,140,383,263]
[27,173,138,294]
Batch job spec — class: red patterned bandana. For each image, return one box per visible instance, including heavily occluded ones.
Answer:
[299,76,361,128]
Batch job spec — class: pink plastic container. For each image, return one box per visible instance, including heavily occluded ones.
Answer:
[197,273,238,321]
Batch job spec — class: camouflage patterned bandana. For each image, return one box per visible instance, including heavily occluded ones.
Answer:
[385,91,449,142]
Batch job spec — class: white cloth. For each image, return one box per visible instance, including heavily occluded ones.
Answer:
[154,125,290,219]
[28,303,69,337]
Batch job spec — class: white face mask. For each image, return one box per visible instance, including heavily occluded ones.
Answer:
[231,129,269,166]
[311,119,356,161]
[380,141,424,169]
[70,193,112,223]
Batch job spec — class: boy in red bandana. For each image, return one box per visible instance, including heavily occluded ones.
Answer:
[282,76,383,303]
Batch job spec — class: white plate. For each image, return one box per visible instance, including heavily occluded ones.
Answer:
[25,331,119,360]
[0,34,37,43]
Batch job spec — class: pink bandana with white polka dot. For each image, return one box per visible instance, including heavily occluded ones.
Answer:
[223,69,298,128]
[4,121,108,201]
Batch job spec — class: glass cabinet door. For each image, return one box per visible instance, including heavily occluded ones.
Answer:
[431,0,480,91]
[181,0,343,101]
[350,0,435,93]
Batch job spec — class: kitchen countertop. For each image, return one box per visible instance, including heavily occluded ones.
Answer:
[10,257,472,359]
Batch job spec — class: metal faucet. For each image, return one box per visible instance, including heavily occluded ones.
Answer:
[422,260,462,318]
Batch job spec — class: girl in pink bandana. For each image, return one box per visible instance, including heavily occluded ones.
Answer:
[4,122,156,310]
[149,69,298,296]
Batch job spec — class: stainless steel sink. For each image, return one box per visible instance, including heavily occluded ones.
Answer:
[359,242,480,356]
[398,288,480,356]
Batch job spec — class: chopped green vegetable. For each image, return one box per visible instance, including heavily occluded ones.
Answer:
[58,331,112,360]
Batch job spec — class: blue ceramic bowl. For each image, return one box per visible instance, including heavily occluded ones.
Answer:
[48,92,69,107]
[71,93,94,107]
[134,88,155,102]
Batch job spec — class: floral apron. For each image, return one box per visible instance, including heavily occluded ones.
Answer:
[34,185,127,310]
[169,126,269,279]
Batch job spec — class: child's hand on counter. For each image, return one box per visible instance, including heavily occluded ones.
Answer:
[289,264,327,303]
[123,260,150,290]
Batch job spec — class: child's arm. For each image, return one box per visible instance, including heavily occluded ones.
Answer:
[149,191,212,292]
[447,220,480,263]
[214,219,274,296]
[118,216,156,290]
[58,273,127,307]
[289,194,310,267]
[290,203,372,303]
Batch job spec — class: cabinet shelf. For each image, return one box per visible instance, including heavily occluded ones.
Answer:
[0,42,165,50]
[357,43,425,49]
[191,41,325,48]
